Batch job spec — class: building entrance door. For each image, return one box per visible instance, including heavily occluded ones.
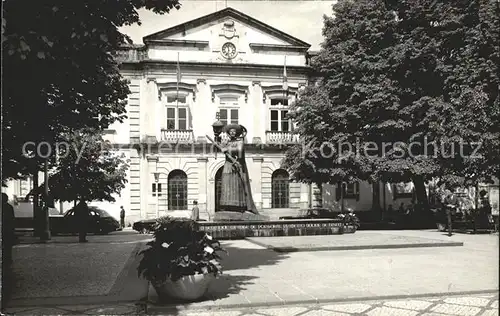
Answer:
[215,167,223,212]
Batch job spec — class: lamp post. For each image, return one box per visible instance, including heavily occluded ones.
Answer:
[212,112,224,143]
[212,112,225,158]
[154,172,160,218]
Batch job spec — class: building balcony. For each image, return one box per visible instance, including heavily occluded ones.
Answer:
[265,131,299,144]
[161,129,194,143]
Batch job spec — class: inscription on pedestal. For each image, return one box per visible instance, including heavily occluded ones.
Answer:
[198,219,352,239]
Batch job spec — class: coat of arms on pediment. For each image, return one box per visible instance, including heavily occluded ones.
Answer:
[221,20,236,39]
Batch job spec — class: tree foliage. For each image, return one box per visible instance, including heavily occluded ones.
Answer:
[283,0,499,202]
[43,130,129,203]
[2,0,180,181]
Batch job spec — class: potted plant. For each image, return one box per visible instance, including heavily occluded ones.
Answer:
[137,216,225,301]
[336,211,360,232]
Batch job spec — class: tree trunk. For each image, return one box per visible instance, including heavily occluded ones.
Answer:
[412,175,429,210]
[33,171,40,237]
[40,159,51,241]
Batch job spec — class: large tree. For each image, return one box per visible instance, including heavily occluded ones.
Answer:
[2,0,180,181]
[38,130,129,204]
[283,0,499,208]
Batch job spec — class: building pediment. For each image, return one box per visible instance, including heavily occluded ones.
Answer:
[143,7,310,53]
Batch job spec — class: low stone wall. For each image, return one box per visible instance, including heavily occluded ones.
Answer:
[197,219,356,239]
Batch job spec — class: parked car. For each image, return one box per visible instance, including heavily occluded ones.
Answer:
[279,208,340,220]
[132,219,157,234]
[51,206,120,235]
[433,207,495,232]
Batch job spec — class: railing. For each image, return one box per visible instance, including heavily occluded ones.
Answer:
[161,129,194,143]
[265,131,299,144]
[266,131,299,144]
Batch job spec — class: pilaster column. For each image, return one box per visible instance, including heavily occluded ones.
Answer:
[253,156,264,209]
[139,155,149,219]
[195,79,207,138]
[300,183,310,209]
[252,81,262,143]
[146,155,159,218]
[197,157,209,219]
[146,78,158,141]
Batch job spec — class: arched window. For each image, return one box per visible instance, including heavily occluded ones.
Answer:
[214,167,224,211]
[168,170,188,210]
[272,169,290,208]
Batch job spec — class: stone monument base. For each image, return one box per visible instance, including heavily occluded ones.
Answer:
[198,218,356,239]
[213,211,270,222]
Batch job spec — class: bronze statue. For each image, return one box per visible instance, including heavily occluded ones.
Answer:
[206,124,259,215]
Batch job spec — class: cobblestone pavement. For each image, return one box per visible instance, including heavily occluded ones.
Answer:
[3,302,147,315]
[154,293,499,316]
[3,293,498,315]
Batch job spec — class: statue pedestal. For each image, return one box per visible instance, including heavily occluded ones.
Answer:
[213,211,270,222]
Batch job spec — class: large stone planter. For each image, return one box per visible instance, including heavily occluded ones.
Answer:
[153,274,215,301]
[344,224,357,233]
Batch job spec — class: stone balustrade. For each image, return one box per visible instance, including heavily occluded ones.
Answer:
[161,129,194,143]
[265,131,299,144]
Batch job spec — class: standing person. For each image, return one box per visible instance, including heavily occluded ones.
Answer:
[2,193,16,265]
[479,190,492,229]
[443,193,455,236]
[74,200,89,243]
[120,206,126,229]
[191,200,200,221]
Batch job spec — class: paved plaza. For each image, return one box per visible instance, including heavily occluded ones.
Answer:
[3,229,497,315]
[148,231,498,311]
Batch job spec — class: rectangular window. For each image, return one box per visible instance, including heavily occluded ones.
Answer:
[281,110,289,131]
[166,95,186,103]
[270,109,291,132]
[219,109,228,125]
[165,107,189,130]
[230,109,238,125]
[345,183,357,196]
[271,98,289,106]
[166,108,175,130]
[152,183,162,197]
[342,182,360,200]
[219,108,238,125]
[178,108,187,130]
[270,110,279,131]
[393,182,414,200]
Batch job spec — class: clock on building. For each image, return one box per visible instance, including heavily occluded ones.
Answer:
[221,42,237,60]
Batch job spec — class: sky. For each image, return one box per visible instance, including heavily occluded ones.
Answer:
[120,0,335,51]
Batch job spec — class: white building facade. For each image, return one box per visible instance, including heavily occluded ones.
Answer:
[111,8,315,223]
